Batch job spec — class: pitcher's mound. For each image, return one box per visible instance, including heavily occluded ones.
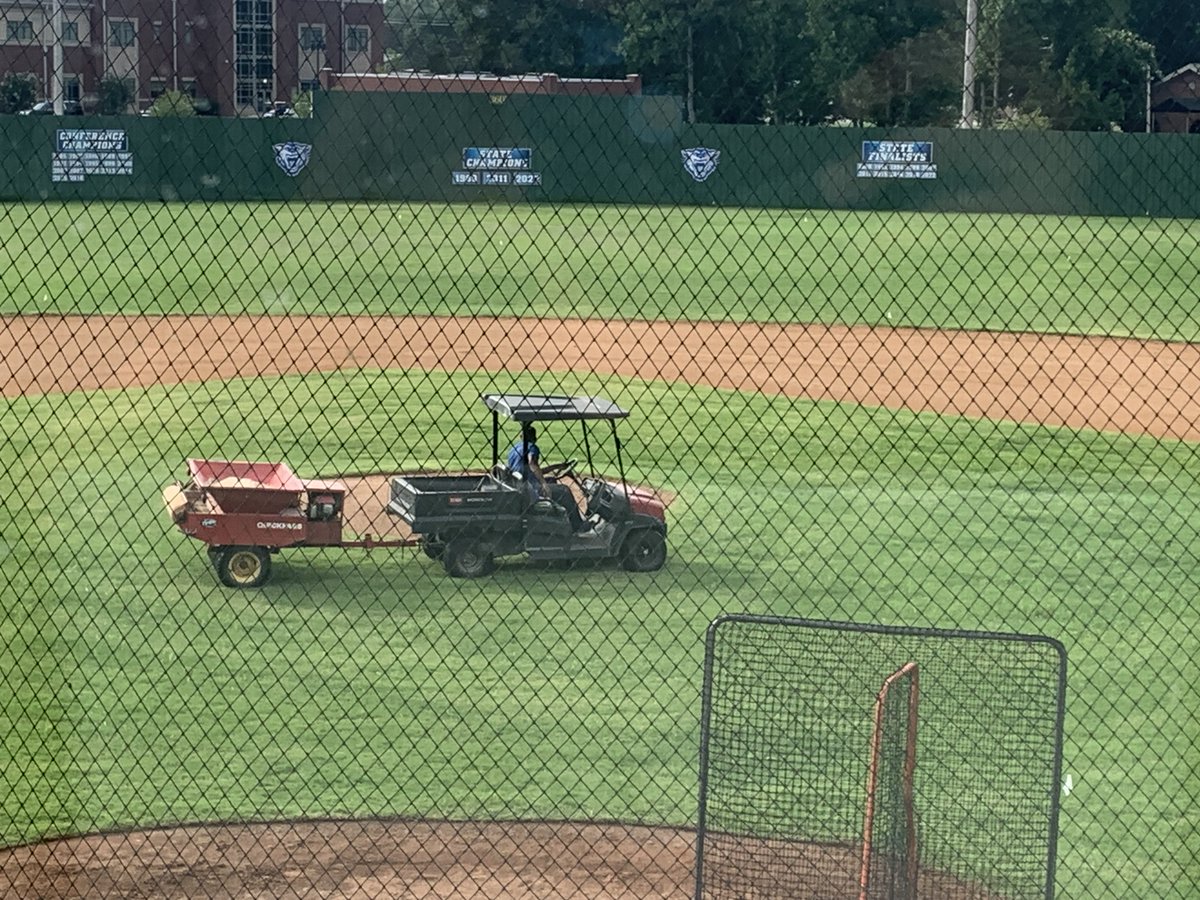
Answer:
[2,820,693,899]
[1,819,1001,899]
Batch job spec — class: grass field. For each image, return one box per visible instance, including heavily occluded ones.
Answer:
[2,366,1197,898]
[2,201,1200,340]
[2,199,1198,898]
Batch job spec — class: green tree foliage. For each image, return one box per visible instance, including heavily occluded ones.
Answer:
[385,0,622,77]
[291,90,314,118]
[816,0,961,126]
[385,0,468,72]
[146,90,196,117]
[742,0,823,124]
[1026,27,1156,131]
[97,77,134,115]
[449,0,623,76]
[376,0,1195,130]
[1071,27,1157,131]
[0,73,38,114]
[1129,0,1200,73]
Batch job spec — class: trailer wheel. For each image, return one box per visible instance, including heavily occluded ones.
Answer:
[214,546,272,588]
[422,535,447,561]
[620,529,667,573]
[443,537,495,579]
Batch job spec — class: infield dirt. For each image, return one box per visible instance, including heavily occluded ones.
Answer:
[5,314,1200,440]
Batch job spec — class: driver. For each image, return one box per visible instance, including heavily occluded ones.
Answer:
[506,424,591,534]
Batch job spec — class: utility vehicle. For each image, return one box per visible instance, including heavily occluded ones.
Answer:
[387,393,668,577]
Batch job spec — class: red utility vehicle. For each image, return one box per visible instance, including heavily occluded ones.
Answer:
[163,458,413,588]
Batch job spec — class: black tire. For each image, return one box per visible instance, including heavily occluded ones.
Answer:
[213,546,272,588]
[422,536,447,561]
[620,529,667,573]
[443,537,495,579]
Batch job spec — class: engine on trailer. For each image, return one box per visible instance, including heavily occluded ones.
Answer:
[307,492,341,522]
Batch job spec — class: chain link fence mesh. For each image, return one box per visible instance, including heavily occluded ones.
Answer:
[1,5,1198,898]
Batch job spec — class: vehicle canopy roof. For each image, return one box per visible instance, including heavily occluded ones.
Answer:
[482,394,628,422]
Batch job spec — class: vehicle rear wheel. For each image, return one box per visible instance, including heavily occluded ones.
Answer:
[443,537,495,578]
[620,529,667,572]
[214,546,272,588]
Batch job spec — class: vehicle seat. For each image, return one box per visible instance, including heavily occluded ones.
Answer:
[493,464,518,484]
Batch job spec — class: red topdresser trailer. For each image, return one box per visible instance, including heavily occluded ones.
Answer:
[163,458,413,587]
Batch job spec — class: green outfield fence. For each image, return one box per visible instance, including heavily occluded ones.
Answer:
[4,91,1200,215]
[2,14,1199,900]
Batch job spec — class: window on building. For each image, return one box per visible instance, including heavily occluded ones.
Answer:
[109,19,135,48]
[62,21,79,43]
[181,78,197,98]
[64,76,81,102]
[299,80,320,94]
[345,25,368,54]
[6,20,35,43]
[234,0,273,111]
[183,21,194,46]
[299,25,325,51]
[149,78,166,99]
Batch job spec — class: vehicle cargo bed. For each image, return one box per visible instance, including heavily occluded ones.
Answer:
[387,474,524,531]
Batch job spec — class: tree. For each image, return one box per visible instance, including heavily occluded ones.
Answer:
[0,73,38,114]
[742,0,827,124]
[1027,27,1155,130]
[1128,0,1198,75]
[146,90,196,117]
[441,0,623,77]
[614,0,774,123]
[291,90,314,118]
[97,77,134,115]
[811,0,959,126]
[370,0,1169,130]
[385,0,468,72]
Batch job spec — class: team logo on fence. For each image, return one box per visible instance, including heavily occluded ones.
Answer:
[273,142,312,177]
[681,147,720,182]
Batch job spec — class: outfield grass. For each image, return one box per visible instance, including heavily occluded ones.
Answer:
[2,201,1199,340]
[2,368,1196,898]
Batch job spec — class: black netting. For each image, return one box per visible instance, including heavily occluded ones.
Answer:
[696,618,1064,900]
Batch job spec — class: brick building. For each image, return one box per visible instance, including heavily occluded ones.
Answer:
[1150,63,1200,133]
[0,0,384,115]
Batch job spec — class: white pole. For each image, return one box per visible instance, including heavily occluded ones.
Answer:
[960,0,979,128]
[51,0,64,113]
[172,0,178,92]
[1145,64,1152,133]
[686,24,695,125]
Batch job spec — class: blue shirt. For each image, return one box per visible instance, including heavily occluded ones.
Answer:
[506,439,540,487]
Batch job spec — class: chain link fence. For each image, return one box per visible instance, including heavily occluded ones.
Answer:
[1,6,1198,899]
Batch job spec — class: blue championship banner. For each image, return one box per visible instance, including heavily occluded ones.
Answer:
[453,147,542,186]
[856,141,937,179]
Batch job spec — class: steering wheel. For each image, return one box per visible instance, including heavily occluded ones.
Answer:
[541,458,578,479]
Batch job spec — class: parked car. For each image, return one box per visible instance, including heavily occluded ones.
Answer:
[261,102,297,118]
[19,99,83,116]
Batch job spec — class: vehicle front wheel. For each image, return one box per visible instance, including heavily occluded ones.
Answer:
[443,537,495,579]
[620,529,667,573]
[213,546,272,588]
